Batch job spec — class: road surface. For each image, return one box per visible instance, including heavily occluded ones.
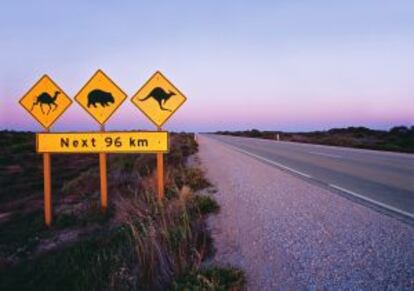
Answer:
[197,135,414,289]
[205,134,414,219]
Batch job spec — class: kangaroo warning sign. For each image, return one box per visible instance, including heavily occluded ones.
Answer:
[131,71,187,127]
[19,75,72,129]
[75,70,127,125]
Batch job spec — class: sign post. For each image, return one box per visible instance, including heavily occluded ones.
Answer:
[43,141,52,225]
[156,127,165,200]
[74,69,127,210]
[99,125,108,210]
[131,71,187,200]
[19,75,72,226]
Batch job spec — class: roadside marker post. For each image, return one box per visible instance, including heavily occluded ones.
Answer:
[19,75,73,226]
[74,70,127,210]
[131,71,187,200]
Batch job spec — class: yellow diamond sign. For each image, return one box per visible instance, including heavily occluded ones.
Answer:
[19,75,72,129]
[131,71,187,128]
[75,70,127,125]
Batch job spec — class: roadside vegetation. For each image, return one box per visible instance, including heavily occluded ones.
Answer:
[216,126,414,153]
[0,131,245,290]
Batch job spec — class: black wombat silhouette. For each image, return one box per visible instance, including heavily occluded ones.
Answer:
[87,89,115,108]
[31,91,60,115]
[139,87,175,112]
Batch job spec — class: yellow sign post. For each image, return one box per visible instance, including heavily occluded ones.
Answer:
[98,125,108,209]
[75,69,127,211]
[19,75,72,226]
[131,71,187,200]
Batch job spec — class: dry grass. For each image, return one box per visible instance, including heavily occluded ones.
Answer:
[0,132,245,290]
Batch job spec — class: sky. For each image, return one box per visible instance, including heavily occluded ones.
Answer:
[0,0,413,132]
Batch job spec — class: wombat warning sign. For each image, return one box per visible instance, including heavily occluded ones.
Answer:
[74,70,127,125]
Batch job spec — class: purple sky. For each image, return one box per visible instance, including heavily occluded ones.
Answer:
[1,1,413,132]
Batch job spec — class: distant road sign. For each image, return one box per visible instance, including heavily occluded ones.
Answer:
[19,75,72,129]
[131,71,187,128]
[36,131,169,153]
[75,70,127,125]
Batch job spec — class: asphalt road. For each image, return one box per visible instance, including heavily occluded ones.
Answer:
[198,135,414,289]
[204,134,414,219]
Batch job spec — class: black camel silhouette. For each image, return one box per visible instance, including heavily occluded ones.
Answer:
[139,87,175,112]
[31,91,60,115]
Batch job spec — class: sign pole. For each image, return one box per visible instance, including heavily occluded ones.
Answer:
[156,126,165,200]
[43,128,52,226]
[99,125,108,211]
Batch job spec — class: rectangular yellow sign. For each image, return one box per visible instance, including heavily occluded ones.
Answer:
[36,131,169,153]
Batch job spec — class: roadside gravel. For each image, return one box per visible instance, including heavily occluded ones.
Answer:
[198,135,414,290]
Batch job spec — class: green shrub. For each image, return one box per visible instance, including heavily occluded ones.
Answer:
[184,168,211,191]
[193,195,220,215]
[172,266,246,291]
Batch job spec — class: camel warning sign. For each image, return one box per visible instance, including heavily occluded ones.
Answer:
[75,70,127,125]
[131,71,187,127]
[19,75,72,129]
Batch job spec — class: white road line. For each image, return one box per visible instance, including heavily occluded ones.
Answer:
[329,184,414,219]
[221,142,312,179]
[309,151,342,159]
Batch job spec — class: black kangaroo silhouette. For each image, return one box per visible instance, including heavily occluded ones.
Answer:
[31,91,60,115]
[87,89,115,108]
[139,87,175,112]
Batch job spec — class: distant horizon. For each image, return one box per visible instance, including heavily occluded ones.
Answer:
[1,123,412,134]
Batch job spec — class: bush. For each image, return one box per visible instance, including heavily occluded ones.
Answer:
[172,266,246,291]
[184,168,212,191]
[193,195,220,215]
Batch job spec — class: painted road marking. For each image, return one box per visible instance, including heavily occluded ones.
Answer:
[329,184,414,220]
[219,141,312,179]
[309,151,343,159]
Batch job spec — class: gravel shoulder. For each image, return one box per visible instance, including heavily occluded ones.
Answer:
[198,135,414,290]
